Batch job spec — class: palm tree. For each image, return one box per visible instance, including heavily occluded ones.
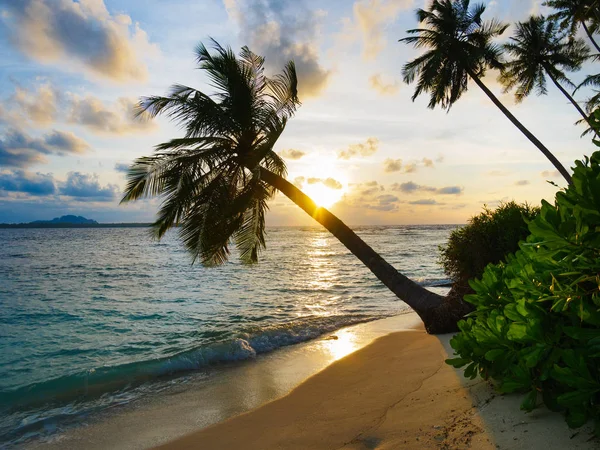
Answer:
[500,16,591,129]
[544,0,600,53]
[400,0,572,184]
[121,40,454,333]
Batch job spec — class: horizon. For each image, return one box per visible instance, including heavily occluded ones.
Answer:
[0,0,595,226]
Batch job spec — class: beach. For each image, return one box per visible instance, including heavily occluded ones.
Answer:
[6,227,598,449]
[157,326,597,450]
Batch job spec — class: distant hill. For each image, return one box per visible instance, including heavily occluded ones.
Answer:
[0,215,151,228]
[31,215,98,225]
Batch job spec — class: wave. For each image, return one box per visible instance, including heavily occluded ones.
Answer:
[0,314,381,413]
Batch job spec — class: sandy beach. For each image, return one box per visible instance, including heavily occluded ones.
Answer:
[157,328,597,450]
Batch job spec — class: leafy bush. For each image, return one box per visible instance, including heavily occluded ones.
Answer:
[440,201,539,285]
[447,151,600,430]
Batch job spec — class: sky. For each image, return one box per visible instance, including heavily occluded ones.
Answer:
[0,0,596,225]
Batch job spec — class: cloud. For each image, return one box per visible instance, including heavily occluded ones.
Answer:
[541,170,561,178]
[2,82,155,135]
[384,157,436,173]
[383,158,403,173]
[60,172,118,200]
[515,180,530,186]
[0,128,88,168]
[279,149,306,160]
[437,186,463,195]
[0,170,56,195]
[11,83,59,125]
[338,137,379,159]
[1,0,157,82]
[377,194,398,203]
[350,0,414,60]
[409,199,441,205]
[403,162,418,173]
[224,0,331,98]
[68,95,153,134]
[391,182,463,195]
[293,176,305,188]
[44,130,89,153]
[306,177,343,189]
[322,178,343,190]
[115,163,130,173]
[369,73,399,95]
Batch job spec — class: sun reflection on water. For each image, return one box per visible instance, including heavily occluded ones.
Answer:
[302,233,341,316]
[321,328,359,361]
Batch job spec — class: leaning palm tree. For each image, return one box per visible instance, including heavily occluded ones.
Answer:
[121,40,453,333]
[544,0,600,53]
[400,0,572,184]
[500,16,591,129]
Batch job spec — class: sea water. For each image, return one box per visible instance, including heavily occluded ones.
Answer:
[0,225,456,447]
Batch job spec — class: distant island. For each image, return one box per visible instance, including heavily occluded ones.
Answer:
[32,215,99,225]
[0,215,151,229]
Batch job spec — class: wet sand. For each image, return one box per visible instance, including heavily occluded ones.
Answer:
[157,329,597,450]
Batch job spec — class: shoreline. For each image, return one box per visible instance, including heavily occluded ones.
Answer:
[157,330,597,450]
[28,313,422,449]
[26,312,598,449]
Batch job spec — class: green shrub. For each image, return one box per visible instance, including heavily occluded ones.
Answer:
[447,151,600,430]
[440,202,539,285]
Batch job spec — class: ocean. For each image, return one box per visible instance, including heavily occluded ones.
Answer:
[0,225,455,447]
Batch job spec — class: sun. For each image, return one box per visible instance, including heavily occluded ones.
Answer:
[302,183,345,208]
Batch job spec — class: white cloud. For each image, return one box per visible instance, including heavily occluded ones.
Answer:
[338,137,379,159]
[369,73,399,95]
[347,0,413,60]
[1,0,158,82]
[223,0,331,98]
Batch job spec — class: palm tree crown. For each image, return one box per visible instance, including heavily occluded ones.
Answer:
[121,40,299,266]
[120,39,454,333]
[401,0,572,184]
[500,16,589,103]
[544,0,600,51]
[400,0,507,109]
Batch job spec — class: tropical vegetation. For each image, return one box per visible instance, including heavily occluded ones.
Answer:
[500,15,591,128]
[447,146,600,429]
[400,0,573,184]
[544,0,600,52]
[439,201,539,290]
[121,40,456,333]
[123,0,600,337]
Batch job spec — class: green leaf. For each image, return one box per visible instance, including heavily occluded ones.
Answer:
[445,358,470,368]
[520,389,538,412]
[485,349,505,361]
[557,390,594,409]
[566,408,589,429]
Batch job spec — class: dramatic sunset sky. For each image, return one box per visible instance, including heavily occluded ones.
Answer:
[0,0,595,225]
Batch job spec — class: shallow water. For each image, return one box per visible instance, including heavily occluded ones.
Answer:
[0,225,455,446]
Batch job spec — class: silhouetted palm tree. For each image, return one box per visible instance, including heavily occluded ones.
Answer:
[121,40,451,333]
[544,0,600,52]
[401,0,572,184]
[576,74,600,110]
[500,16,591,128]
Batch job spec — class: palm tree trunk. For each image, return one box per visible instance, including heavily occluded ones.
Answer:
[467,70,572,185]
[258,167,466,334]
[544,67,596,136]
[582,20,600,54]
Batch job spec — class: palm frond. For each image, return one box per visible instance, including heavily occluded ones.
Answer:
[400,0,507,110]
[122,39,301,266]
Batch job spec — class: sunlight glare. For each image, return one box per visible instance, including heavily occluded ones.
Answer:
[302,183,345,208]
[321,328,359,361]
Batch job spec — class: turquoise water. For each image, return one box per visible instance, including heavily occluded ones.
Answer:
[0,225,454,446]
